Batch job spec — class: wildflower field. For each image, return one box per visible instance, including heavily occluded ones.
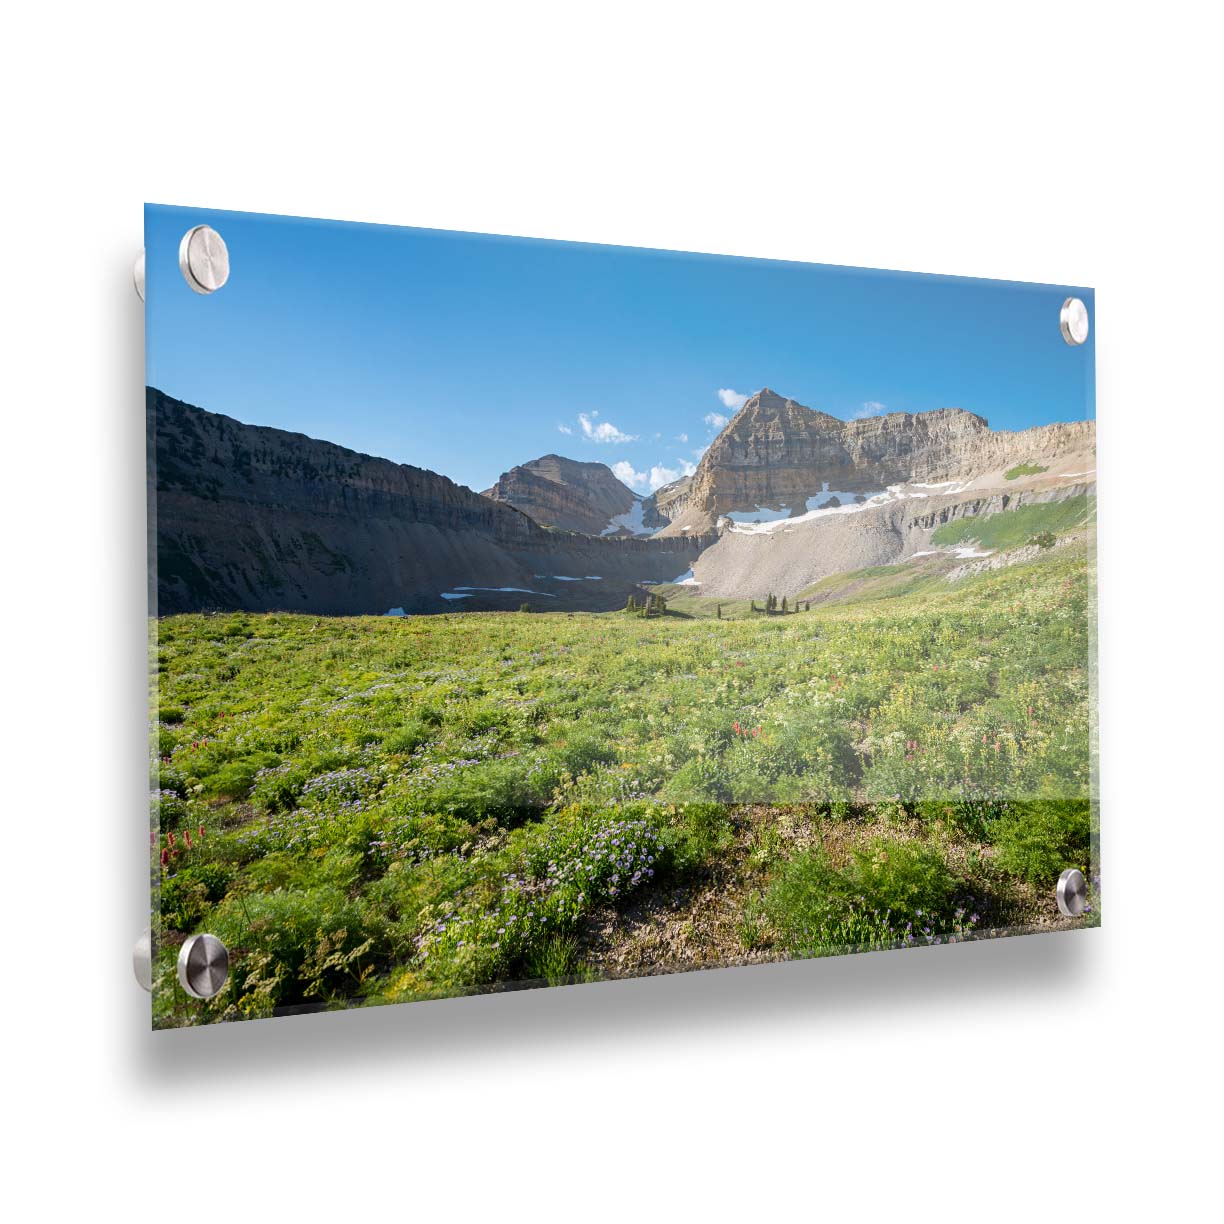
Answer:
[150,540,1098,1026]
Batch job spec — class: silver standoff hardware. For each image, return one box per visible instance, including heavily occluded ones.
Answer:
[1059,296,1089,346]
[133,927,152,991]
[177,934,230,999]
[178,225,230,295]
[1056,867,1088,917]
[134,250,146,302]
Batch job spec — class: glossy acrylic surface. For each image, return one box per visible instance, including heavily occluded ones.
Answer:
[146,204,1097,1027]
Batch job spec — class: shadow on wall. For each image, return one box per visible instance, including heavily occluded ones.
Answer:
[126,924,1099,1089]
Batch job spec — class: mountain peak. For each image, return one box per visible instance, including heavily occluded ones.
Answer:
[731,388,841,430]
[483,452,668,535]
[741,387,786,410]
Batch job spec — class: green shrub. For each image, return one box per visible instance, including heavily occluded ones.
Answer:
[662,755,731,802]
[992,798,1091,886]
[384,719,433,756]
[672,802,736,869]
[160,862,232,931]
[250,761,308,813]
[202,753,278,800]
[524,935,581,984]
[152,788,190,829]
[398,757,550,826]
[764,839,968,956]
[209,885,385,1010]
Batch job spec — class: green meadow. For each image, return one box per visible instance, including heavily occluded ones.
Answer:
[150,537,1097,1026]
[931,494,1092,551]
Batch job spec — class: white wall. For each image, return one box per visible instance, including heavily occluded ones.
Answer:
[3,3,1219,1217]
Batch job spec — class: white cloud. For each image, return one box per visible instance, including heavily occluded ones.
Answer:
[850,401,888,420]
[704,411,729,430]
[717,388,748,410]
[646,459,697,490]
[557,423,573,435]
[615,457,697,492]
[578,412,637,443]
[612,460,647,490]
[674,432,688,443]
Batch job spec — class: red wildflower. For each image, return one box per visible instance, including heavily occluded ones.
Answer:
[198,824,206,841]
[160,849,168,867]
[183,830,193,849]
[734,721,741,734]
[167,830,176,847]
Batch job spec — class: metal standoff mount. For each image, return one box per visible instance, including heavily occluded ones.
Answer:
[133,927,152,991]
[1059,296,1089,346]
[1056,867,1088,917]
[177,934,231,999]
[178,224,230,295]
[134,250,145,302]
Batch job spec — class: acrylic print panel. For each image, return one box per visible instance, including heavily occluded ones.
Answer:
[145,205,1098,1027]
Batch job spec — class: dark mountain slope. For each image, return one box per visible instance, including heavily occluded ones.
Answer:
[149,389,707,615]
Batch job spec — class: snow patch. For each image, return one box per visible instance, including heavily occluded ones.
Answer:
[804,483,877,511]
[671,569,699,586]
[601,497,653,536]
[453,586,557,597]
[727,480,970,536]
[440,593,472,601]
[384,607,406,616]
[533,575,602,582]
[725,504,792,525]
[908,545,994,561]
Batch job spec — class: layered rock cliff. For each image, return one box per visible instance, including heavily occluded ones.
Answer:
[655,387,1094,533]
[482,454,664,536]
[149,389,708,615]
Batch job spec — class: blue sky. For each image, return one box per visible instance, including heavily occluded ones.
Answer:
[146,204,1095,495]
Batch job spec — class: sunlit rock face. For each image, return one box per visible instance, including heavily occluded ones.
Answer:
[482,454,664,536]
[654,387,1094,535]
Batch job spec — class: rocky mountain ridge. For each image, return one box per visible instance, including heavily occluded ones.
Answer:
[482,454,665,536]
[149,389,708,615]
[655,387,1094,534]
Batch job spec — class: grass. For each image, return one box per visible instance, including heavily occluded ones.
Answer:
[931,495,1092,551]
[1004,463,1049,480]
[763,838,975,955]
[149,538,1096,1025]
